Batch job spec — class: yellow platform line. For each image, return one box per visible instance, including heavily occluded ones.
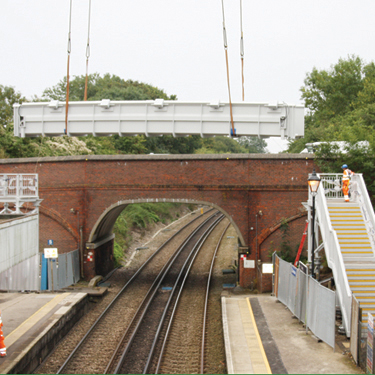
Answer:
[4,293,70,348]
[246,298,272,374]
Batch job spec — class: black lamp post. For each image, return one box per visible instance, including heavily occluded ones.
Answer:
[308,169,321,279]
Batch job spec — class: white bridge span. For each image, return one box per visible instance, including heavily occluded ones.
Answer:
[14,99,304,139]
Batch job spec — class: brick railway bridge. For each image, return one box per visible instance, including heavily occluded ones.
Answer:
[0,153,314,290]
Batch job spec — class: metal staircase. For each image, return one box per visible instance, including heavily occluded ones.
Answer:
[313,174,375,336]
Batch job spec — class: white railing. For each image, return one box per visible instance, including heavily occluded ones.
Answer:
[0,174,40,215]
[351,174,375,252]
[319,173,343,199]
[0,174,38,198]
[312,176,352,335]
[319,173,375,254]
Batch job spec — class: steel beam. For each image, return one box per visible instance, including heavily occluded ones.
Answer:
[14,99,304,139]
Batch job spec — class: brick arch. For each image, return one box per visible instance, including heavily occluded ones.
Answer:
[89,198,246,245]
[254,210,308,259]
[39,206,78,253]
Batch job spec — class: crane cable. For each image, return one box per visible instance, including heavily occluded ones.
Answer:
[220,0,236,137]
[84,0,92,101]
[240,0,245,101]
[65,0,73,134]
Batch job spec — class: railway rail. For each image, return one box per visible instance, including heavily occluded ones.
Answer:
[54,210,220,374]
[34,207,234,374]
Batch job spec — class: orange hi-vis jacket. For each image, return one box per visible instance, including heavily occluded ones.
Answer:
[342,169,354,202]
[342,168,353,181]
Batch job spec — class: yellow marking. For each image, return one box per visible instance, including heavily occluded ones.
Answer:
[246,298,272,374]
[4,293,70,348]
[342,251,372,253]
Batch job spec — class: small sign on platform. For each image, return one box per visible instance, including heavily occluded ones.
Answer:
[244,259,255,269]
[291,265,297,277]
[262,263,273,274]
[44,248,58,258]
[48,239,54,245]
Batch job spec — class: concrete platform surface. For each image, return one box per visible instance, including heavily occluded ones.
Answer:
[0,291,363,374]
[222,293,362,374]
[0,292,88,374]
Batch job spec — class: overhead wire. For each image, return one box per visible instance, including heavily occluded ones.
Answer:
[84,0,92,101]
[240,0,245,101]
[220,0,236,137]
[65,0,73,135]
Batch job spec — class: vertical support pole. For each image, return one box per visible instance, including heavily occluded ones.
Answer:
[50,259,54,292]
[311,194,316,279]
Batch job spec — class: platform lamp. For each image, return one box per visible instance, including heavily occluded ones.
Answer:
[307,169,321,279]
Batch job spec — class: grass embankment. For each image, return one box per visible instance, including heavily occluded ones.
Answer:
[113,202,194,266]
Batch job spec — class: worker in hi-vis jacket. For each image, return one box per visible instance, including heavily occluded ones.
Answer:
[0,310,6,357]
[342,164,354,202]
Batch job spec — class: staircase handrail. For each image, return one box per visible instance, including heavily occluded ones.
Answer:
[351,174,375,252]
[312,175,352,335]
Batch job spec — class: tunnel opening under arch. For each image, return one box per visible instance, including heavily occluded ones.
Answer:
[85,198,245,279]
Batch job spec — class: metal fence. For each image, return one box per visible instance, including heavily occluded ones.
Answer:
[273,254,336,349]
[42,249,80,291]
[0,254,40,291]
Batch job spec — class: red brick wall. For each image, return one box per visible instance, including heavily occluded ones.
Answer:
[0,154,316,285]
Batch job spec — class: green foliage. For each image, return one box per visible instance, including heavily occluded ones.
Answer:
[287,55,375,202]
[0,85,27,158]
[112,202,184,265]
[194,136,246,154]
[145,135,202,154]
[42,73,176,102]
[288,55,375,153]
[315,142,375,203]
[270,218,300,263]
[236,136,267,153]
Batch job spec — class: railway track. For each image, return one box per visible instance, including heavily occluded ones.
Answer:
[154,219,230,374]
[54,210,221,374]
[107,213,224,374]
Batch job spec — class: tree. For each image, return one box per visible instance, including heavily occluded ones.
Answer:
[288,55,375,153]
[237,136,267,153]
[289,55,375,202]
[42,73,176,102]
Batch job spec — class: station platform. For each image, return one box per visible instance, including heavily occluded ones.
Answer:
[222,293,361,374]
[0,291,89,374]
[0,290,361,374]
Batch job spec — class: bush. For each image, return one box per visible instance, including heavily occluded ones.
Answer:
[113,202,185,265]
